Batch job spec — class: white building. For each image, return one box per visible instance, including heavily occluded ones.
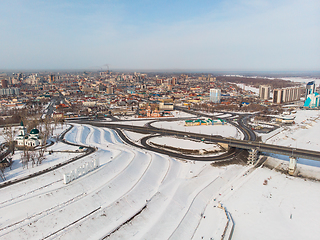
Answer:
[272,87,302,104]
[210,89,221,103]
[305,81,315,99]
[304,92,320,108]
[0,87,20,96]
[16,121,42,148]
[259,85,271,100]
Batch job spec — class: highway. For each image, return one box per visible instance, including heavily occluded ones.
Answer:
[174,106,257,141]
[114,128,245,162]
[73,120,320,161]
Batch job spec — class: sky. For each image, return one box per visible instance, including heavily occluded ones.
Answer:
[0,0,319,71]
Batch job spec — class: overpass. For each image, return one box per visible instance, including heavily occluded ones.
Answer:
[74,120,320,162]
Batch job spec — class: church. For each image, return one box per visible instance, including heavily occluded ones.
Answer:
[16,121,43,148]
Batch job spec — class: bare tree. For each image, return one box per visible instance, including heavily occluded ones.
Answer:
[0,167,6,181]
[21,149,30,169]
[42,118,52,146]
[28,116,40,132]
[3,125,17,154]
[29,150,36,168]
[37,148,46,165]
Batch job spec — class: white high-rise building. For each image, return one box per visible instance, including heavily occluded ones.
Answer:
[259,85,271,100]
[210,89,221,103]
[272,87,302,104]
[305,81,315,98]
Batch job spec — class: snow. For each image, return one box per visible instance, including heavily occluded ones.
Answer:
[0,124,81,183]
[216,113,232,118]
[264,109,320,151]
[114,111,196,120]
[171,110,197,118]
[123,130,149,143]
[149,136,221,151]
[104,120,153,127]
[220,166,320,240]
[0,123,319,240]
[151,120,244,139]
[235,83,259,95]
[281,77,320,85]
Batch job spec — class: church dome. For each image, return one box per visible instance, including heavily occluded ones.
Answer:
[30,128,40,134]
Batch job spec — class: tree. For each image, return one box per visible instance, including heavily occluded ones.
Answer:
[3,125,17,154]
[42,117,52,146]
[0,166,6,181]
[37,148,46,165]
[21,149,30,169]
[29,150,36,168]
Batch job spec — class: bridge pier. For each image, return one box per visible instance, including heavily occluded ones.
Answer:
[288,157,297,175]
[218,143,229,151]
[247,149,259,165]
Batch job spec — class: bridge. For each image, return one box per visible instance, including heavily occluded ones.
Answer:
[74,120,320,163]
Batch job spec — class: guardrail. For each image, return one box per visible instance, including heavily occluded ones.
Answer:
[220,204,234,240]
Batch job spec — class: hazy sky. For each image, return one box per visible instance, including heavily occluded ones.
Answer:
[0,0,319,71]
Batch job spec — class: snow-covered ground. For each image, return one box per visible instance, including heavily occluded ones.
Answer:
[123,130,149,143]
[281,77,320,85]
[235,83,259,95]
[149,136,221,151]
[263,109,320,151]
[0,124,76,183]
[220,166,320,240]
[151,120,244,139]
[105,120,153,127]
[114,110,196,120]
[0,123,319,239]
[171,110,197,118]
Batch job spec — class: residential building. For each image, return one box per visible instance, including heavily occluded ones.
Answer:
[210,89,221,103]
[272,87,302,104]
[259,85,270,100]
[0,87,20,96]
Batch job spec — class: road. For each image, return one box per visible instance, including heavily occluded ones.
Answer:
[174,106,257,141]
[73,120,320,161]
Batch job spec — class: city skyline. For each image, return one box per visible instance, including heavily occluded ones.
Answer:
[1,0,319,71]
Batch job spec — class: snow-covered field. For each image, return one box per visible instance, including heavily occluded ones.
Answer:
[149,136,221,151]
[123,130,149,143]
[264,109,320,151]
[171,110,197,118]
[281,77,320,85]
[105,120,153,127]
[151,120,244,139]
[220,166,320,240]
[114,110,196,120]
[0,123,319,239]
[235,83,259,95]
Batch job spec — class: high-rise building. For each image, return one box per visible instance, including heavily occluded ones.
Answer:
[210,89,221,103]
[106,86,114,94]
[272,87,302,104]
[259,85,271,100]
[304,93,320,108]
[49,74,55,83]
[1,79,8,88]
[305,81,315,98]
[0,87,19,96]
